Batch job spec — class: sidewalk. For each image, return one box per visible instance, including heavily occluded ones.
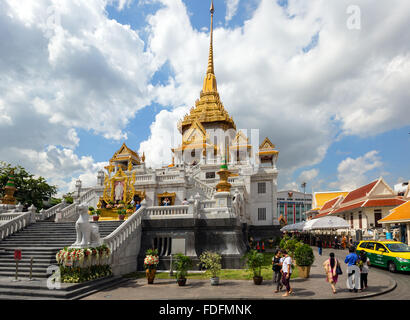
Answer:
[83,248,396,300]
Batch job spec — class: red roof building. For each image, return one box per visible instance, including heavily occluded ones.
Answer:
[319,178,406,237]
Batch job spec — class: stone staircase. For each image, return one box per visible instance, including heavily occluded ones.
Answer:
[0,220,124,278]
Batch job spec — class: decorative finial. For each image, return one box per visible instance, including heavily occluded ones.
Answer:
[202,0,218,93]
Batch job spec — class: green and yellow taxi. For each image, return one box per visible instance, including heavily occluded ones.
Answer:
[356,240,410,273]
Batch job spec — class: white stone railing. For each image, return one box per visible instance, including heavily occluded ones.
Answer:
[0,213,24,222]
[192,177,214,199]
[145,205,189,216]
[201,200,216,209]
[0,210,35,240]
[37,201,65,221]
[134,174,154,183]
[54,203,76,222]
[54,188,98,222]
[157,175,181,182]
[103,206,144,253]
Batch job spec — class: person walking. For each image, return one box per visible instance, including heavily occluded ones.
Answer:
[281,250,293,297]
[323,252,340,294]
[358,251,370,291]
[345,246,359,292]
[272,249,283,293]
[317,237,323,256]
[342,235,347,250]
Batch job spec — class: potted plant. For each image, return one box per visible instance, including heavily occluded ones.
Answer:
[92,209,101,222]
[294,244,315,278]
[144,249,159,284]
[198,251,222,286]
[173,253,192,286]
[244,249,264,285]
[106,200,114,209]
[126,204,134,214]
[117,208,126,220]
[117,200,125,209]
[88,206,95,215]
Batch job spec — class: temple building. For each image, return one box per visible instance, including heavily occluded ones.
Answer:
[56,1,280,269]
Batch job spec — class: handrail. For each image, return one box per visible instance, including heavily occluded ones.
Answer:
[55,188,97,222]
[38,201,65,221]
[0,213,24,221]
[0,211,32,240]
[103,206,144,253]
[145,205,189,216]
[192,177,214,199]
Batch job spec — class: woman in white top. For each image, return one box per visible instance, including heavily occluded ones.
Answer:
[280,250,293,296]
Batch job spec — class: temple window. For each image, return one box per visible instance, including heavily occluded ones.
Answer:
[258,182,266,194]
[258,208,267,221]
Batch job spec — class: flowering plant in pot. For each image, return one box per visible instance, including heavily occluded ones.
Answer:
[173,253,192,286]
[117,208,126,220]
[126,204,135,214]
[92,209,101,221]
[198,251,222,286]
[106,201,114,209]
[244,249,264,285]
[117,200,125,209]
[144,249,159,284]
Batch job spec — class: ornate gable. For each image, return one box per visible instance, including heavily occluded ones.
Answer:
[110,143,141,165]
[257,137,278,156]
[182,119,208,144]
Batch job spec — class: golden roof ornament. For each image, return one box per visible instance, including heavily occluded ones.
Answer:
[179,0,236,135]
[1,170,17,205]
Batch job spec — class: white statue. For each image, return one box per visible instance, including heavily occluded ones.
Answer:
[71,204,102,248]
[115,181,124,201]
[232,189,243,219]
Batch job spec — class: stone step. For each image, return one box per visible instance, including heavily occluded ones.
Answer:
[0,276,127,300]
[0,262,53,268]
[0,271,48,278]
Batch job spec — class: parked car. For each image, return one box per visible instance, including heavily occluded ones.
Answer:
[356,240,410,273]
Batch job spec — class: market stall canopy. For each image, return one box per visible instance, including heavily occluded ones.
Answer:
[280,221,306,232]
[303,216,349,231]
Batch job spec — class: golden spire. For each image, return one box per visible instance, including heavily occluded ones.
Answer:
[203,0,217,93]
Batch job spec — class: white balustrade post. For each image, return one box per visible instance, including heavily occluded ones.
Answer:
[28,205,37,224]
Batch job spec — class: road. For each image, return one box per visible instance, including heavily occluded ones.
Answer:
[321,247,410,300]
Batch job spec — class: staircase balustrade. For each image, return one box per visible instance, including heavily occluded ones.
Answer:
[0,212,32,240]
[103,206,144,253]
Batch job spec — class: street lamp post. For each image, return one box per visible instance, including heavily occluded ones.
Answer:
[301,182,306,222]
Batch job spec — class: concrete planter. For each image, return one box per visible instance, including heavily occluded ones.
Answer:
[297,265,311,278]
[177,278,187,286]
[210,277,219,286]
[253,276,263,285]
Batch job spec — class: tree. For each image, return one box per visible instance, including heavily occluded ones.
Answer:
[0,161,58,211]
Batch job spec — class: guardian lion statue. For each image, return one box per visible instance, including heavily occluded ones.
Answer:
[70,204,102,248]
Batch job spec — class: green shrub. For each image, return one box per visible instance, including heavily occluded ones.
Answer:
[243,250,264,277]
[199,251,222,278]
[173,253,192,280]
[294,244,315,266]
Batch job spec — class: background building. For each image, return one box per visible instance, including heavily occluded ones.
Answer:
[277,190,312,224]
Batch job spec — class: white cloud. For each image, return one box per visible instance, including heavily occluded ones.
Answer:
[225,0,240,23]
[329,151,383,191]
[299,169,319,183]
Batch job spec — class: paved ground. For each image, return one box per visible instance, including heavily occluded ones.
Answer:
[83,248,399,300]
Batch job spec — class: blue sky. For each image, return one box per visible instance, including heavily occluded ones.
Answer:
[1,0,409,195]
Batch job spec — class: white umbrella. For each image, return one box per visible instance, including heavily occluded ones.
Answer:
[304,216,349,231]
[280,221,306,232]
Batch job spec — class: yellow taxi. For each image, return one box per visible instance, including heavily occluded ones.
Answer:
[356,240,410,273]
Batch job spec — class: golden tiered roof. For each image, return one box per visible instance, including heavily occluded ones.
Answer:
[178,1,236,134]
